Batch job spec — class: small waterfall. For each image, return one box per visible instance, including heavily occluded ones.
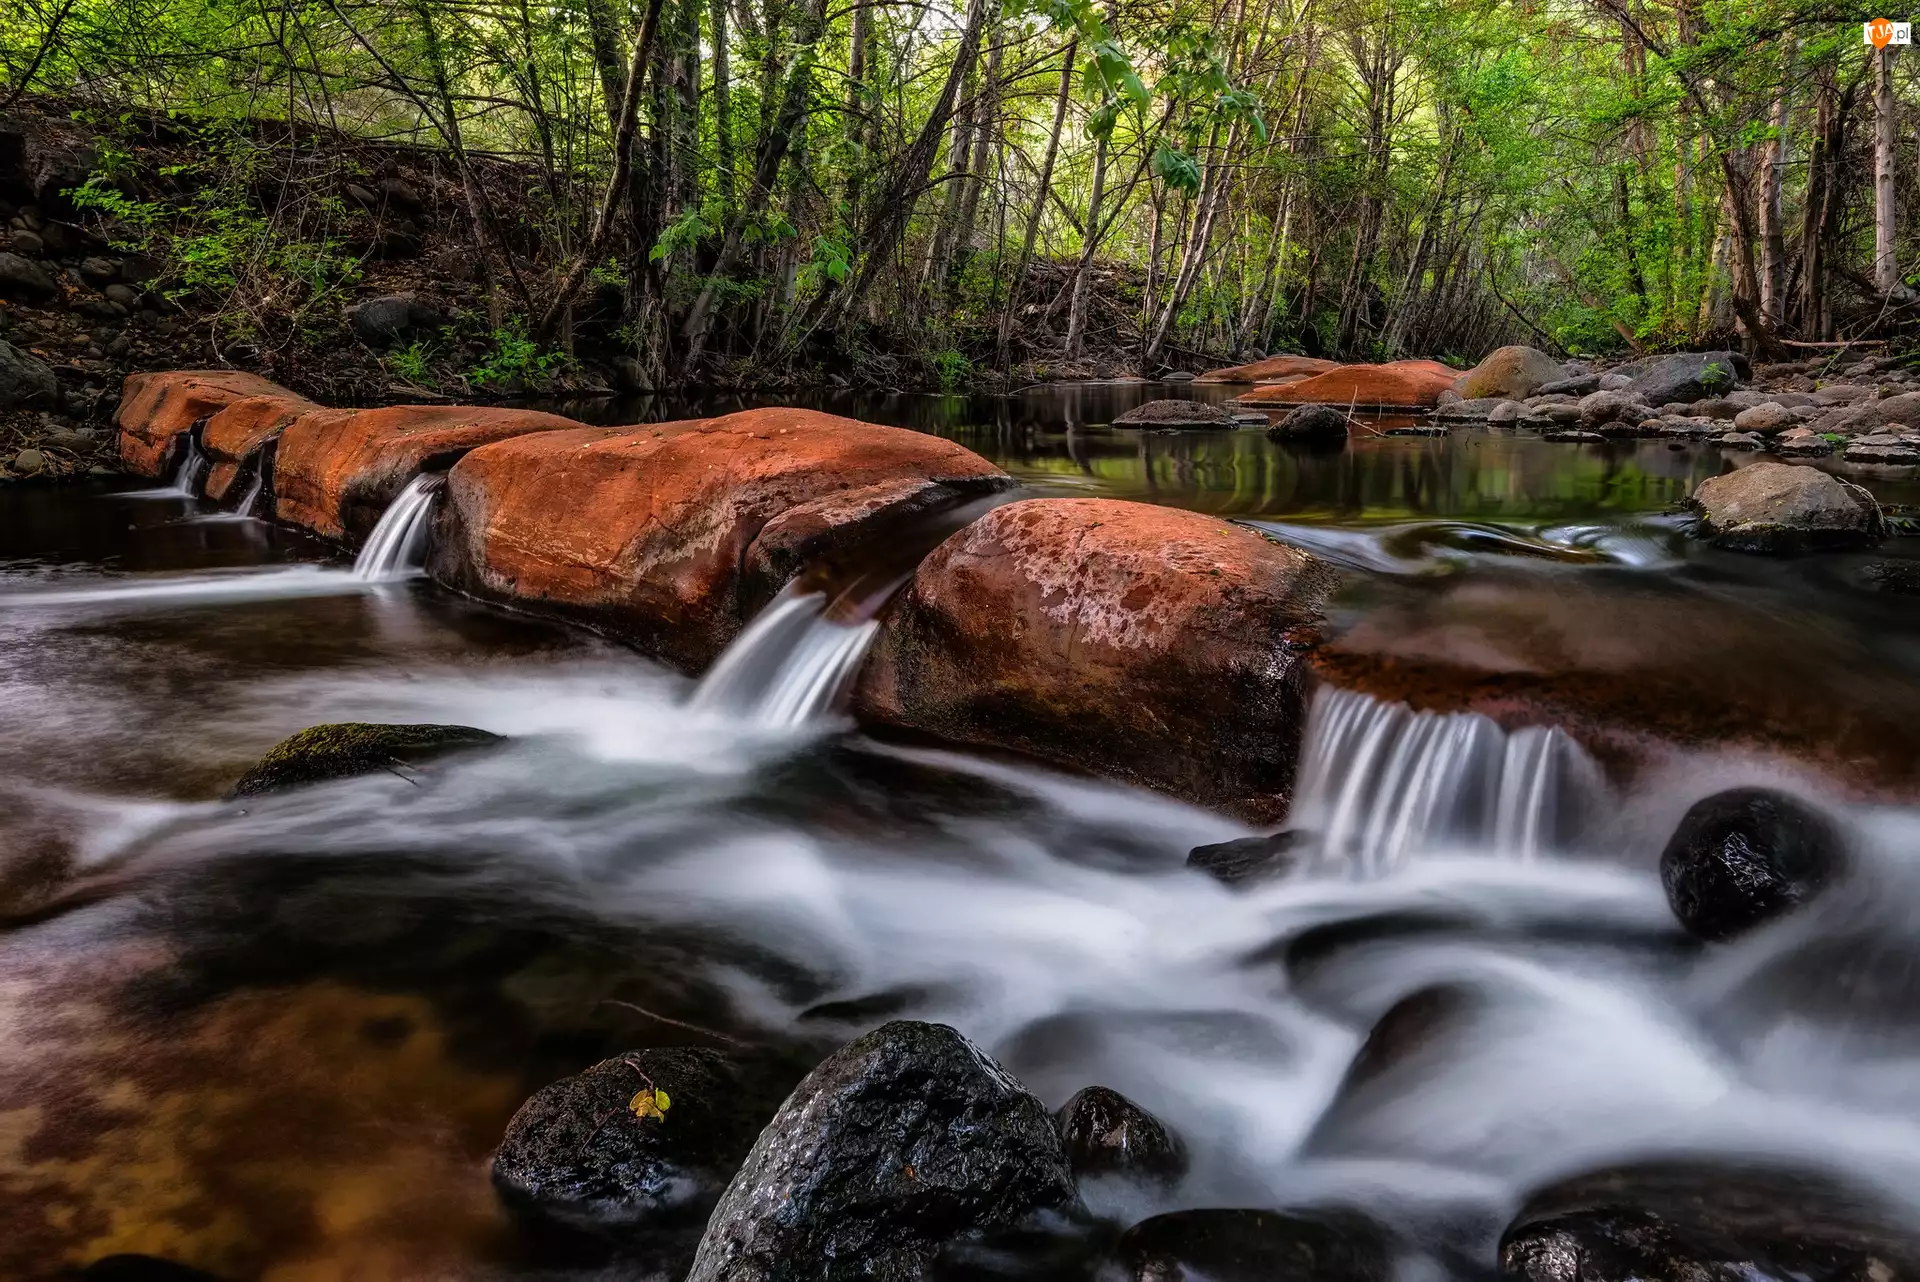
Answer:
[234,469,265,517]
[1289,686,1605,874]
[352,474,443,581]
[688,585,881,728]
[157,437,207,496]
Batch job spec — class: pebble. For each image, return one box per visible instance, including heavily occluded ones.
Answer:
[11,448,48,474]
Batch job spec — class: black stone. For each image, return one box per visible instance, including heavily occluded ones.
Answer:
[1659,787,1844,940]
[0,249,58,300]
[70,1257,225,1282]
[1055,1086,1187,1185]
[0,337,59,408]
[1187,830,1304,886]
[1302,984,1482,1157]
[226,722,503,798]
[1268,403,1351,440]
[1500,1161,1920,1282]
[1118,1208,1394,1282]
[686,1020,1078,1282]
[491,1046,809,1238]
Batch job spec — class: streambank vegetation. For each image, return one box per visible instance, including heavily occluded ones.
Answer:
[0,0,1915,394]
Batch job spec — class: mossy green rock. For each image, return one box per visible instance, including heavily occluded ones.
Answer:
[227,722,502,798]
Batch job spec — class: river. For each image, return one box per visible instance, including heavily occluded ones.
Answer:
[3,384,1920,1279]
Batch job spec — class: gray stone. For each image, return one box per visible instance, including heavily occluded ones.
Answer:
[1534,374,1601,397]
[1432,397,1509,420]
[346,293,448,348]
[1488,400,1527,424]
[1597,372,1633,392]
[8,230,43,256]
[1714,431,1764,450]
[78,256,119,285]
[1812,383,1871,406]
[1544,430,1604,443]
[1819,391,1920,437]
[0,339,59,408]
[1843,438,1920,465]
[1578,391,1652,427]
[1622,350,1746,404]
[1688,461,1887,553]
[10,448,47,474]
[0,251,59,300]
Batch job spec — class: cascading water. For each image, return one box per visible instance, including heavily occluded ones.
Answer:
[352,473,443,581]
[234,469,265,517]
[687,584,880,727]
[1287,685,1606,874]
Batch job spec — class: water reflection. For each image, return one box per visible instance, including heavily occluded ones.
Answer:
[545,384,1763,522]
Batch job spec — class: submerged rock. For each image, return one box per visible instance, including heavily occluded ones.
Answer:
[492,1046,808,1239]
[227,722,502,797]
[1118,1208,1393,1282]
[686,1020,1077,1282]
[1453,346,1565,401]
[1267,403,1351,439]
[1688,461,1887,553]
[1112,399,1237,428]
[1660,787,1844,940]
[1054,1086,1187,1185]
[1186,830,1304,886]
[1302,984,1484,1158]
[1500,1161,1920,1282]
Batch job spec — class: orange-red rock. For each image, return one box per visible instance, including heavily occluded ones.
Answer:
[1196,355,1341,384]
[430,407,1012,669]
[854,498,1340,821]
[200,391,328,501]
[274,404,582,541]
[116,370,295,477]
[1235,361,1461,408]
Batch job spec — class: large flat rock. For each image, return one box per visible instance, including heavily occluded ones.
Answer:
[429,408,1011,670]
[274,404,581,541]
[1236,361,1460,408]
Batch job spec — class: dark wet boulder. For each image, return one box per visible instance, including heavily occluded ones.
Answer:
[1118,1208,1393,1282]
[1536,373,1601,397]
[686,1020,1077,1282]
[1112,399,1236,428]
[1187,830,1304,886]
[226,722,502,798]
[491,1046,809,1239]
[0,338,59,408]
[1055,1086,1187,1186]
[1267,403,1351,440]
[1659,787,1844,940]
[1688,461,1887,553]
[1500,1161,1920,1282]
[1623,350,1747,405]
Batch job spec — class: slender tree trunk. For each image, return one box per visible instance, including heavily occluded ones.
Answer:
[1757,41,1792,322]
[1873,45,1900,295]
[1063,136,1109,360]
[711,0,735,213]
[997,36,1077,366]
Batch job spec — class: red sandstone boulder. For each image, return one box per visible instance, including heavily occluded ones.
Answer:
[116,370,294,476]
[854,498,1340,821]
[429,408,1012,670]
[200,391,329,501]
[1235,361,1460,408]
[1196,355,1341,385]
[275,404,582,541]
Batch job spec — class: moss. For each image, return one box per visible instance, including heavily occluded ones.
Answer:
[227,722,503,798]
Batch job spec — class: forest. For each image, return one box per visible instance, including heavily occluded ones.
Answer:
[1,0,1915,389]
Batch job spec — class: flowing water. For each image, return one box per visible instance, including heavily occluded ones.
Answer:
[4,392,1920,1279]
